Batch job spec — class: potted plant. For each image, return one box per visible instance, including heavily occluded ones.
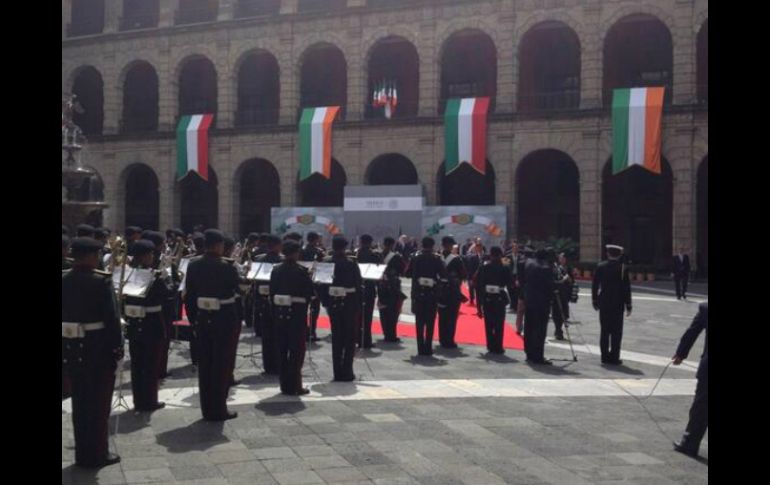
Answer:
[646,266,656,281]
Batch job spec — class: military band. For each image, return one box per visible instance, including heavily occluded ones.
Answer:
[66,218,717,469]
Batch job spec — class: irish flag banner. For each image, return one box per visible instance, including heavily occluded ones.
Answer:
[177,114,214,181]
[299,106,340,181]
[612,87,664,175]
[444,97,489,175]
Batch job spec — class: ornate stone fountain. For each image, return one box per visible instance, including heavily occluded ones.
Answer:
[62,93,108,229]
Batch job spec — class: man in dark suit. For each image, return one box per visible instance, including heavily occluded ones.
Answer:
[672,302,708,458]
[592,245,632,364]
[672,247,691,300]
[522,248,556,364]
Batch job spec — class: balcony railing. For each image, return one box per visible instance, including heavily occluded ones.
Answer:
[67,16,104,37]
[235,108,280,126]
[119,13,159,31]
[519,90,580,112]
[175,7,218,25]
[364,101,419,120]
[235,0,281,18]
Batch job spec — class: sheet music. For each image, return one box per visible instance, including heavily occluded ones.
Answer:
[112,267,133,291]
[178,258,192,293]
[298,261,316,271]
[312,262,335,285]
[122,268,155,298]
[247,262,262,280]
[359,263,387,281]
[255,263,275,282]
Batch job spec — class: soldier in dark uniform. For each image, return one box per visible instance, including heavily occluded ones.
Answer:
[522,248,555,365]
[437,236,467,349]
[672,301,708,458]
[161,229,185,378]
[76,223,96,238]
[378,237,406,343]
[355,234,381,349]
[476,247,514,354]
[191,232,205,256]
[504,241,520,312]
[550,252,573,341]
[255,235,284,374]
[224,236,246,387]
[242,233,260,330]
[62,237,123,467]
[591,245,632,364]
[183,229,240,421]
[270,240,315,395]
[300,232,326,342]
[141,231,178,379]
[407,237,447,356]
[514,246,534,336]
[323,236,361,381]
[124,240,173,412]
[62,235,73,270]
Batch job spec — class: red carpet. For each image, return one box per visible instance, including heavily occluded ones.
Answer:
[177,284,525,350]
[315,284,525,351]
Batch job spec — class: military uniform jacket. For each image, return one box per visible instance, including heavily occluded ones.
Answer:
[356,247,382,291]
[522,259,556,309]
[676,302,708,380]
[62,267,122,367]
[300,245,325,263]
[269,261,315,324]
[125,266,174,340]
[254,252,284,304]
[591,260,632,312]
[407,251,447,300]
[321,254,362,308]
[379,250,405,299]
[439,251,467,304]
[62,257,74,271]
[184,254,240,326]
[476,261,514,306]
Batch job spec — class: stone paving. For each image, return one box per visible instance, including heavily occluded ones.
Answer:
[63,284,707,485]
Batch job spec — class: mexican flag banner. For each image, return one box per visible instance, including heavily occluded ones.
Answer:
[177,114,214,181]
[299,106,340,181]
[444,97,489,175]
[612,87,664,175]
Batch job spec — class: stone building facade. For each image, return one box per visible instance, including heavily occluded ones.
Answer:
[62,0,708,270]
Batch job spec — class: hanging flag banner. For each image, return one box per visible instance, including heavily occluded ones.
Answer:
[271,207,344,248]
[444,97,489,175]
[422,206,506,248]
[612,87,664,175]
[176,114,214,181]
[299,106,340,181]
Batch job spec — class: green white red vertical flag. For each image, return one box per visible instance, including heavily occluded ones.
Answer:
[611,87,664,175]
[176,114,214,181]
[299,106,340,181]
[444,97,489,175]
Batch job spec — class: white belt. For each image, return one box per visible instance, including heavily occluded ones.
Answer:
[197,296,237,311]
[329,286,356,297]
[124,304,163,319]
[485,285,505,294]
[418,278,435,287]
[258,285,270,296]
[61,321,105,338]
[273,295,308,306]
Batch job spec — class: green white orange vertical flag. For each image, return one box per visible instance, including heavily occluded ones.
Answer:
[612,87,664,175]
[444,97,489,175]
[299,106,340,181]
[176,114,214,181]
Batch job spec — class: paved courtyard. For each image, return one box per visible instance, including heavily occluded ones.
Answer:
[62,283,707,485]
